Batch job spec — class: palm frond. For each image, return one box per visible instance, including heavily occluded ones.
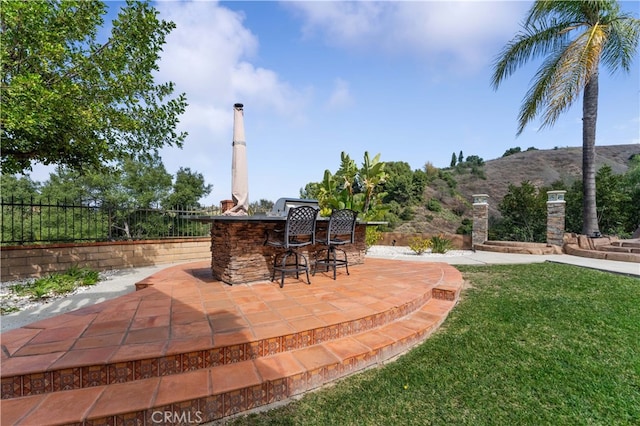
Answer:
[601,15,640,72]
[496,0,639,135]
[526,0,593,27]
[518,23,607,135]
[492,20,575,90]
[543,29,603,126]
[516,52,561,135]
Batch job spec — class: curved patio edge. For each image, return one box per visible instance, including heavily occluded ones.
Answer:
[1,259,463,425]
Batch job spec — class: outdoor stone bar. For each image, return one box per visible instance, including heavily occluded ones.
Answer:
[188,215,373,285]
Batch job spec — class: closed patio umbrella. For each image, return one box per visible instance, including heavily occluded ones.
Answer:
[223,103,249,216]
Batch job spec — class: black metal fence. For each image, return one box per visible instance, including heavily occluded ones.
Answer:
[1,197,215,245]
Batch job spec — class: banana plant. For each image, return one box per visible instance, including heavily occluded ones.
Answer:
[312,151,387,219]
[358,151,387,215]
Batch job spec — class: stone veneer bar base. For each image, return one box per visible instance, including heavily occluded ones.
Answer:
[207,218,368,285]
[1,259,462,425]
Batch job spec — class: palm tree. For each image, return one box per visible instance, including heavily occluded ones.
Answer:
[492,0,640,236]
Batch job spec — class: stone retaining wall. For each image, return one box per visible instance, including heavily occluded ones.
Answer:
[1,238,211,281]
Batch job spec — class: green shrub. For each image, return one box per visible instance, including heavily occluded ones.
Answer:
[409,236,431,255]
[426,199,442,212]
[456,218,473,235]
[399,207,415,221]
[430,235,453,253]
[7,267,100,302]
[31,284,51,300]
[365,227,383,253]
[0,306,19,315]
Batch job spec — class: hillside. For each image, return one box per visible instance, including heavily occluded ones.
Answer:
[396,144,639,234]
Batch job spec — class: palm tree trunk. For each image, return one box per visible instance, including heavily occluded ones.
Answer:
[582,71,600,236]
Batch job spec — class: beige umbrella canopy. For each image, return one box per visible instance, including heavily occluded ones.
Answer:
[223,103,249,216]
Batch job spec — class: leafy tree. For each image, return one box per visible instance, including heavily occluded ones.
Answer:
[563,179,583,234]
[1,0,188,174]
[163,168,212,209]
[458,151,464,164]
[438,170,457,190]
[424,162,439,182]
[624,155,640,233]
[503,147,522,157]
[564,163,639,237]
[0,174,42,243]
[382,162,417,205]
[39,155,174,208]
[2,158,214,242]
[594,165,631,235]
[248,199,274,215]
[464,155,485,167]
[120,155,173,208]
[0,174,41,202]
[493,181,547,242]
[411,169,427,202]
[299,182,319,200]
[450,152,457,167]
[39,155,174,239]
[39,168,95,202]
[492,0,640,236]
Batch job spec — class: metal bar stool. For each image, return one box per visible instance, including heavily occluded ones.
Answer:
[313,209,358,280]
[264,205,318,288]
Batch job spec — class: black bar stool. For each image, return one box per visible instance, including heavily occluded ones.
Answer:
[265,206,318,288]
[313,209,358,280]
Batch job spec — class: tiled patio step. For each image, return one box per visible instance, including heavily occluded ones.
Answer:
[1,279,461,400]
[2,298,457,426]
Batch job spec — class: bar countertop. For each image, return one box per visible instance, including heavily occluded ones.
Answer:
[182,214,386,225]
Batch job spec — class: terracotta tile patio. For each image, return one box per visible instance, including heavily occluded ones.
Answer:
[1,258,463,425]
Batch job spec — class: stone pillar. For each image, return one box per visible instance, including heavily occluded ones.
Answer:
[546,190,566,247]
[472,194,489,250]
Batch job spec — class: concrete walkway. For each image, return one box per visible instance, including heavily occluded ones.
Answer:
[2,248,637,333]
[366,246,640,276]
[1,264,169,332]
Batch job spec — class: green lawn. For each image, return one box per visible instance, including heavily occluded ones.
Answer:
[228,263,640,426]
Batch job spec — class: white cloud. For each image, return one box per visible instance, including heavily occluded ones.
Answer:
[284,1,530,72]
[292,1,386,43]
[156,1,310,118]
[150,1,312,203]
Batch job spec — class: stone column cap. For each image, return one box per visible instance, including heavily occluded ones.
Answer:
[472,194,489,204]
[546,190,566,203]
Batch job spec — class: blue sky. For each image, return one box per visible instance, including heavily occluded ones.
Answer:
[33,1,640,205]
